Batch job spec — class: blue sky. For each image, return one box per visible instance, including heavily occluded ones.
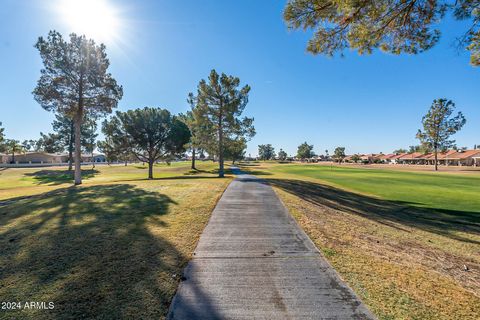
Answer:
[0,0,479,156]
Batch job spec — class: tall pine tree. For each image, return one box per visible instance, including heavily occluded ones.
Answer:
[189,70,255,177]
[33,31,122,184]
[417,99,466,171]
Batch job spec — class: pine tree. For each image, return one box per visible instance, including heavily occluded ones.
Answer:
[284,0,480,66]
[416,99,466,171]
[33,31,122,184]
[189,70,255,177]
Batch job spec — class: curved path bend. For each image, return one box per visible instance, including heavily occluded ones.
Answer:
[168,169,375,320]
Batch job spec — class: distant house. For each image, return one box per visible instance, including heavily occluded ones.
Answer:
[442,150,480,166]
[314,155,329,162]
[402,153,432,165]
[82,153,107,163]
[378,154,396,164]
[389,153,407,164]
[1,152,107,165]
[343,155,355,163]
[396,152,424,164]
[306,156,319,163]
[383,149,480,166]
[2,152,68,164]
[473,154,480,167]
[0,153,9,164]
[429,150,457,166]
[360,154,381,163]
[342,154,384,164]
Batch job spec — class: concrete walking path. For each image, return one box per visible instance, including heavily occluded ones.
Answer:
[167,169,375,319]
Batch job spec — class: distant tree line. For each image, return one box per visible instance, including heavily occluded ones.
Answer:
[253,143,349,163]
[255,145,290,161]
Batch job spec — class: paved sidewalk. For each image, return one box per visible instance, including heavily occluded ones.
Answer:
[167,170,375,319]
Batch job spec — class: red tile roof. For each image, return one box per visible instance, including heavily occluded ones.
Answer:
[378,154,396,160]
[433,150,456,159]
[390,153,407,160]
[420,153,434,159]
[398,152,424,160]
[446,150,480,159]
[337,150,480,161]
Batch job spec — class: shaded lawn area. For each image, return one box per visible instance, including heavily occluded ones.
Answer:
[0,162,232,319]
[242,162,480,320]
[23,169,100,185]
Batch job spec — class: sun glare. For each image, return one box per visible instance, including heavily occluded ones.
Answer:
[57,0,121,43]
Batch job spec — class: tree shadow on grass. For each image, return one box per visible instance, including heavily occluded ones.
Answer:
[265,178,480,244]
[236,162,260,167]
[182,166,236,177]
[0,184,220,319]
[24,169,99,185]
[155,176,225,181]
[183,168,212,175]
[237,169,272,176]
[234,164,272,176]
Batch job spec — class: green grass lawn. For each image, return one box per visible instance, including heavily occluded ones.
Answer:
[0,161,232,319]
[271,164,480,213]
[241,162,480,320]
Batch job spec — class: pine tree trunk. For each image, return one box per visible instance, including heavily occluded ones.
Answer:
[148,160,154,179]
[68,121,74,171]
[74,113,82,185]
[218,130,224,178]
[218,104,225,178]
[434,147,438,171]
[191,148,196,170]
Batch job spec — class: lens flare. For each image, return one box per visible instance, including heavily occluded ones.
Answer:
[56,0,121,43]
